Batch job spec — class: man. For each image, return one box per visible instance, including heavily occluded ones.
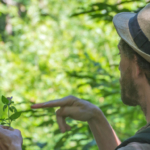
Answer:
[1,3,150,150]
[31,3,150,150]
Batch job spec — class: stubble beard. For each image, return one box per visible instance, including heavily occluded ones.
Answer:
[120,66,140,106]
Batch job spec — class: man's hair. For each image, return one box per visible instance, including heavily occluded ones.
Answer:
[119,39,150,85]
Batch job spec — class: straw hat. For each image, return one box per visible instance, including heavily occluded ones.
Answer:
[113,3,150,63]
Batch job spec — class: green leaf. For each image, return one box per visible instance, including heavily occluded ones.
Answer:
[2,96,9,104]
[3,105,7,111]
[10,112,21,120]
[10,101,14,104]
[11,106,17,113]
[9,107,13,112]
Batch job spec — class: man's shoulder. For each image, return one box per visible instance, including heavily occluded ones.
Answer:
[117,142,150,150]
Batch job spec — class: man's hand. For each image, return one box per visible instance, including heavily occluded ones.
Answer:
[0,125,23,150]
[31,95,101,132]
[31,95,121,150]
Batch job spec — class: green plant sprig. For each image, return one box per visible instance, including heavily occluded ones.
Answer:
[0,95,21,127]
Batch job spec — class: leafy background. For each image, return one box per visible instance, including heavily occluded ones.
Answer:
[0,0,149,149]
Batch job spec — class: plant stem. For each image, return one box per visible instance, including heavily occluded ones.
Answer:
[8,104,10,127]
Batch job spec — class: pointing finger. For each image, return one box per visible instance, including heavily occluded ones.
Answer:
[31,95,77,109]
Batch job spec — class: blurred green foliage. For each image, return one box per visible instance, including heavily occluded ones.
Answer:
[0,0,149,149]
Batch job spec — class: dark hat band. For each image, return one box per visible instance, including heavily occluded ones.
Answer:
[129,13,150,55]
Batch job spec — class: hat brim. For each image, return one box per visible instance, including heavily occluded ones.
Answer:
[113,12,150,63]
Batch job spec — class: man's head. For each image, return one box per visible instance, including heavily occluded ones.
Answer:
[118,39,150,107]
[113,3,150,122]
[113,3,150,107]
